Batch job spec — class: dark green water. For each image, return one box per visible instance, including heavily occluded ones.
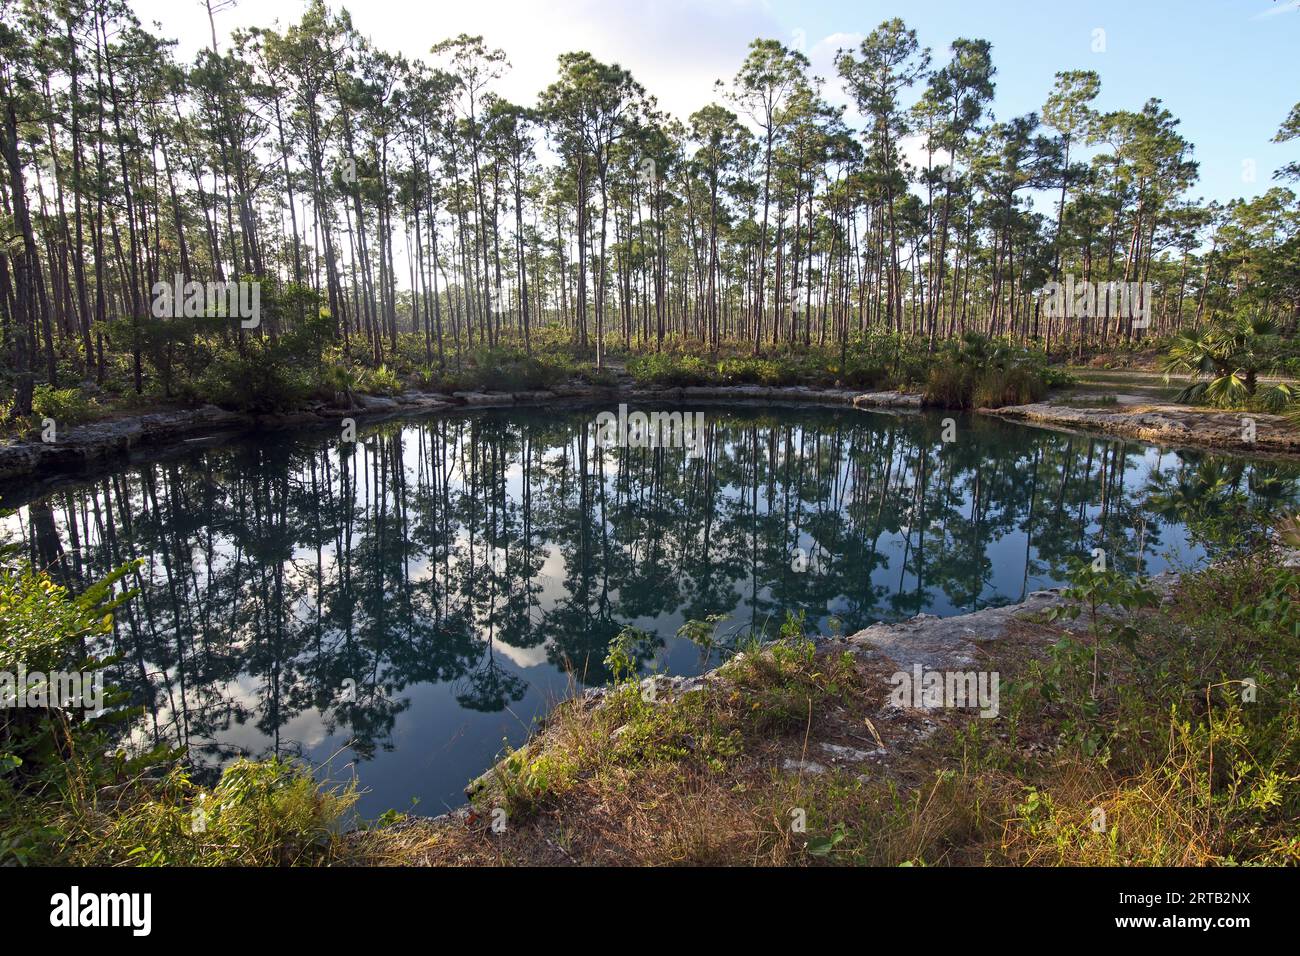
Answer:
[3,403,1295,817]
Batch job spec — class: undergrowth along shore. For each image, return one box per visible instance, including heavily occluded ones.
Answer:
[16,314,1300,442]
[3,537,1298,866]
[7,330,1071,438]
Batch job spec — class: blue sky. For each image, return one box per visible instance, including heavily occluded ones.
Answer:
[775,0,1298,205]
[134,0,1298,205]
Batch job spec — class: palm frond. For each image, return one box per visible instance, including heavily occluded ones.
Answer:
[1204,373,1249,407]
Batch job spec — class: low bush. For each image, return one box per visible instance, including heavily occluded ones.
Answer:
[30,384,98,427]
[80,758,356,866]
[836,355,892,389]
[185,347,313,414]
[361,364,403,396]
[999,554,1300,864]
[626,353,714,387]
[445,346,577,392]
[971,365,1049,408]
[922,334,1056,409]
[923,366,976,408]
[715,357,790,386]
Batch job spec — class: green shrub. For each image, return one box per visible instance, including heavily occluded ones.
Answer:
[579,366,620,388]
[1005,556,1300,864]
[716,357,790,386]
[971,366,1049,409]
[922,335,1054,409]
[85,758,356,866]
[627,353,714,387]
[0,557,354,866]
[837,356,891,389]
[1,561,142,863]
[1160,312,1299,410]
[413,365,441,389]
[187,348,312,414]
[319,361,361,406]
[30,385,98,427]
[362,364,402,396]
[106,314,228,399]
[446,346,576,392]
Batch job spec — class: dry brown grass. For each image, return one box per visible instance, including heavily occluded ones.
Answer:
[345,641,1019,866]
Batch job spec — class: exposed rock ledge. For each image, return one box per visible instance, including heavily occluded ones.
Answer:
[844,570,1183,671]
[844,590,1068,671]
[984,402,1300,455]
[0,384,920,491]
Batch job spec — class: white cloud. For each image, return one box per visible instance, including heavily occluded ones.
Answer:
[134,0,785,121]
[491,639,552,669]
[809,30,864,114]
[899,134,951,175]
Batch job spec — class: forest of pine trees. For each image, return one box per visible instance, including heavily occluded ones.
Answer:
[1,0,1298,418]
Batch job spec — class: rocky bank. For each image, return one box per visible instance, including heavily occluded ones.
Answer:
[984,401,1300,456]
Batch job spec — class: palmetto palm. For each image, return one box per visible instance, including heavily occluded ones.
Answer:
[1161,313,1291,409]
[946,331,1018,370]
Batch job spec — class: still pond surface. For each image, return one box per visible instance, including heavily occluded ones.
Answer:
[3,403,1295,817]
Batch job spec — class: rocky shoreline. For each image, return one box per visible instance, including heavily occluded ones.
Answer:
[0,383,921,496]
[3,382,1295,500]
[984,401,1300,456]
[352,546,1300,865]
[383,534,1290,863]
[376,572,1179,838]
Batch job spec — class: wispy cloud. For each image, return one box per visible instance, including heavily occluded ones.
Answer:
[1253,1,1300,20]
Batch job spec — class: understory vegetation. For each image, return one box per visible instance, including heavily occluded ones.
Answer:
[920,333,1070,409]
[0,324,1076,439]
[1159,312,1300,419]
